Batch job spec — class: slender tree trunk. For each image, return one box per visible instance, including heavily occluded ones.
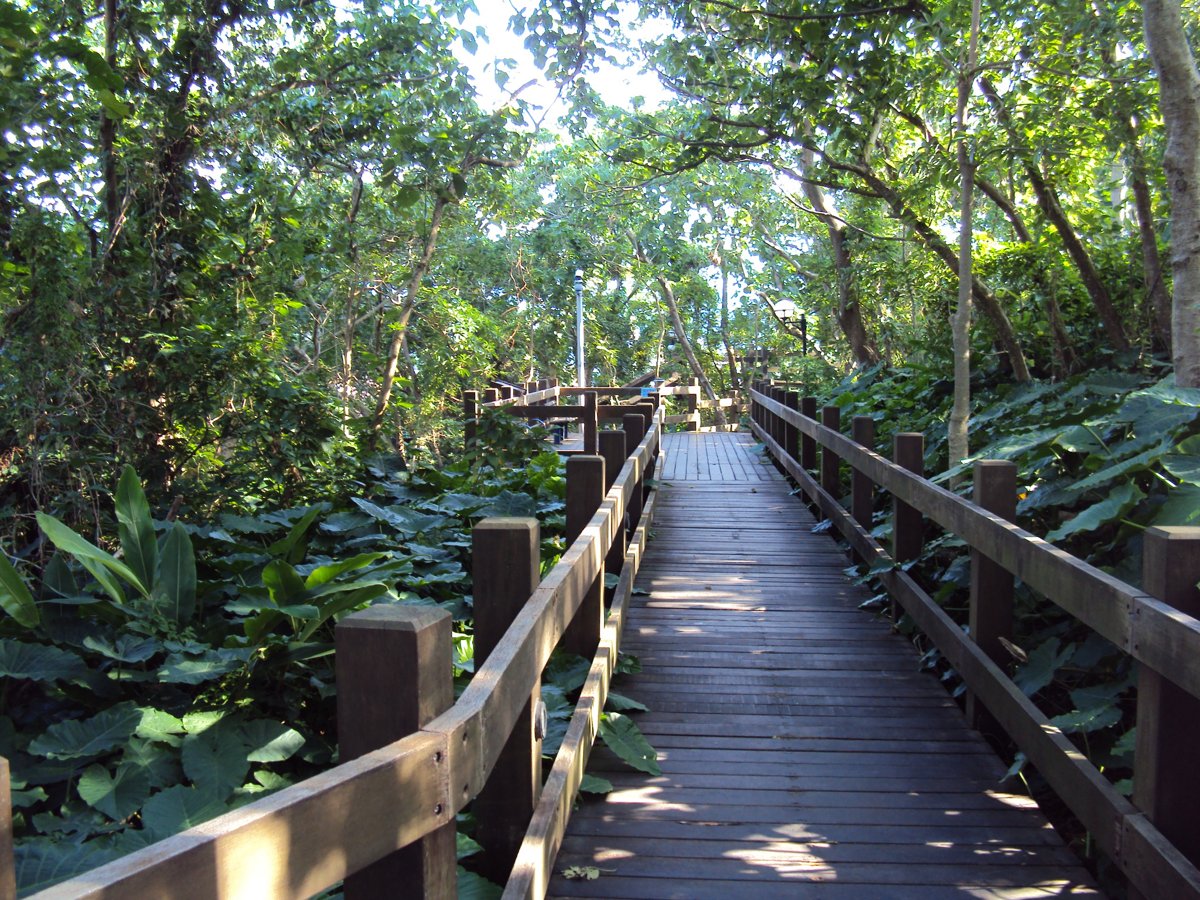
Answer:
[633,236,726,428]
[1144,0,1200,385]
[100,0,119,236]
[949,0,980,477]
[719,260,740,393]
[979,76,1131,353]
[369,195,449,443]
[1124,118,1174,354]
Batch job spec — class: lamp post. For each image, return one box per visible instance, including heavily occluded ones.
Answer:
[574,269,585,388]
[774,298,808,355]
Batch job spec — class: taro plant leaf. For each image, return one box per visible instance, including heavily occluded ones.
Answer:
[457,832,483,860]
[0,549,39,626]
[262,559,307,606]
[135,708,186,746]
[77,762,153,820]
[0,639,89,682]
[1049,706,1123,735]
[158,647,249,685]
[303,552,386,589]
[83,634,161,664]
[154,522,196,627]
[181,728,250,797]
[1067,438,1174,493]
[598,712,661,775]
[115,465,157,590]
[35,513,148,602]
[267,506,323,565]
[1012,639,1074,697]
[41,552,78,598]
[606,691,649,712]
[1153,485,1200,526]
[457,866,503,900]
[140,785,231,841]
[1162,437,1200,485]
[239,720,305,763]
[122,737,183,788]
[15,839,123,894]
[1112,727,1137,760]
[579,773,613,794]
[1046,482,1145,542]
[29,702,143,759]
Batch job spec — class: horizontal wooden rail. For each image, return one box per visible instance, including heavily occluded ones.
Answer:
[748,384,1200,899]
[32,412,663,900]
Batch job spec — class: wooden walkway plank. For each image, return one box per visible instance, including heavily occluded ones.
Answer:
[549,432,1102,898]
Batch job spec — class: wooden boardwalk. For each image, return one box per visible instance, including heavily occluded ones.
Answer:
[549,432,1100,899]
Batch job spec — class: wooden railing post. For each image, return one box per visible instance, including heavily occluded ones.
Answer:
[562,455,605,657]
[892,433,925,566]
[463,390,479,450]
[483,387,499,405]
[767,386,780,449]
[820,406,841,498]
[623,413,647,535]
[1134,527,1200,874]
[801,396,817,471]
[966,460,1016,734]
[851,416,875,530]
[686,377,699,431]
[336,606,455,898]
[599,429,628,580]
[472,518,542,882]
[1,756,11,900]
[783,391,799,463]
[582,390,598,453]
[636,401,658,480]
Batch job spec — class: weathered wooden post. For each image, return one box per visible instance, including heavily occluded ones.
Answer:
[472,518,542,882]
[686,377,699,431]
[635,400,658,481]
[820,406,841,498]
[1134,527,1200,877]
[766,386,780,450]
[563,455,605,657]
[783,391,799,464]
[582,390,598,454]
[851,416,875,530]
[599,429,628,579]
[336,606,456,898]
[500,385,514,401]
[623,413,647,535]
[966,460,1016,734]
[483,387,499,405]
[892,434,925,566]
[801,396,817,471]
[1,756,12,900]
[463,389,479,450]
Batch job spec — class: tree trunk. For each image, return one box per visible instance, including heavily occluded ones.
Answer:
[979,76,1132,353]
[1124,117,1174,354]
[100,0,119,236]
[633,236,727,428]
[719,261,740,393]
[949,0,979,477]
[368,195,449,443]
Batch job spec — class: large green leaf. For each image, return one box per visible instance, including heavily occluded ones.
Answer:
[15,839,123,894]
[0,639,88,682]
[1067,438,1175,494]
[1046,481,1144,542]
[239,720,305,763]
[1162,436,1200,485]
[457,867,502,900]
[297,582,390,641]
[1049,706,1122,735]
[1153,484,1200,526]
[267,506,322,564]
[35,513,148,602]
[83,634,161,664]
[158,648,249,685]
[115,465,157,592]
[77,762,153,820]
[598,712,661,775]
[140,785,231,841]
[181,728,249,797]
[1013,639,1073,697]
[262,559,307,606]
[154,521,196,626]
[29,702,143,759]
[135,708,186,746]
[0,549,38,626]
[303,552,386,589]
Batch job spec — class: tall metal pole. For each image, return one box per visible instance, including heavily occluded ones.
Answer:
[574,269,585,388]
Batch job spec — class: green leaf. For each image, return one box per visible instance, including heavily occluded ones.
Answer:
[0,639,88,682]
[1013,638,1073,697]
[606,691,649,712]
[598,712,661,775]
[14,840,122,894]
[154,521,196,626]
[239,720,305,763]
[457,866,502,900]
[262,559,307,606]
[1046,482,1144,542]
[181,729,249,797]
[29,702,142,759]
[140,785,230,841]
[296,582,389,641]
[115,465,157,591]
[135,708,186,746]
[1049,706,1122,734]
[303,552,385,589]
[579,773,613,794]
[1163,453,1200,486]
[1154,484,1200,526]
[77,762,152,820]
[1067,438,1174,493]
[457,832,483,860]
[36,513,148,602]
[267,506,322,564]
[158,648,248,685]
[83,634,160,664]
[0,549,38,626]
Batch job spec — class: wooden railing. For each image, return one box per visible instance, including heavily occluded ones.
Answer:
[13,394,662,899]
[749,381,1200,899]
